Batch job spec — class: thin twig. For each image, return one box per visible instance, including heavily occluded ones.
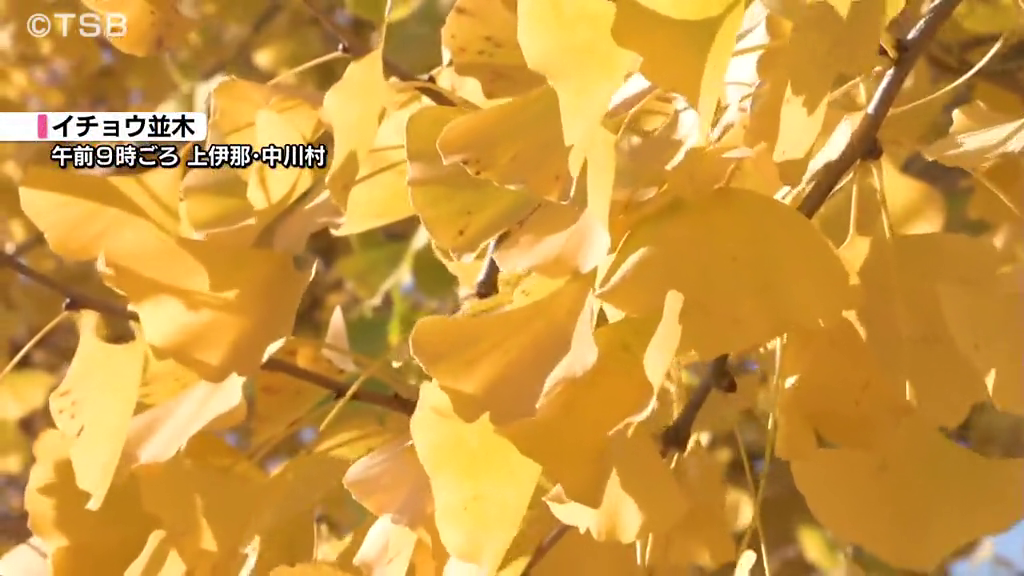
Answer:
[523,0,965,570]
[295,0,457,107]
[0,252,415,415]
[795,0,966,218]
[659,354,735,457]
[474,232,509,299]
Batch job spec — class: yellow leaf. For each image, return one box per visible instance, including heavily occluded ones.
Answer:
[611,0,744,137]
[246,108,319,212]
[545,427,687,543]
[25,430,156,575]
[124,530,188,576]
[493,197,609,277]
[351,515,422,575]
[506,318,657,503]
[334,96,424,235]
[922,103,1024,168]
[598,188,850,357]
[531,524,644,575]
[410,383,542,571]
[322,48,390,203]
[342,437,431,522]
[792,414,1024,572]
[854,233,999,427]
[100,239,314,381]
[49,311,146,510]
[778,317,912,457]
[407,105,539,254]
[179,168,252,235]
[774,0,884,161]
[441,0,546,99]
[494,128,617,277]
[410,273,595,422]
[19,165,182,260]
[247,365,327,449]
[136,356,202,407]
[655,446,737,569]
[135,439,266,571]
[437,85,573,199]
[937,269,1024,415]
[81,0,195,56]
[125,375,246,466]
[517,0,639,147]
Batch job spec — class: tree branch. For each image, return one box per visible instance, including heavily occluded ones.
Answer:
[0,251,415,415]
[795,0,965,218]
[523,0,965,570]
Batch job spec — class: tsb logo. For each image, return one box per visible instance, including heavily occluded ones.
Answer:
[26,13,127,39]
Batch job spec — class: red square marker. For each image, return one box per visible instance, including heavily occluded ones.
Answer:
[36,114,47,140]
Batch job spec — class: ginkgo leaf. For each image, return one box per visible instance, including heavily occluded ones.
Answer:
[531,523,645,575]
[792,414,1024,572]
[495,127,617,276]
[854,233,998,427]
[49,311,146,510]
[81,0,195,56]
[247,108,319,212]
[124,375,247,467]
[179,167,253,235]
[505,318,655,503]
[25,430,157,575]
[206,78,323,153]
[654,445,737,569]
[410,273,595,423]
[19,165,182,260]
[777,317,912,458]
[436,85,573,199]
[937,270,1024,415]
[441,0,546,99]
[545,427,687,543]
[597,188,851,357]
[493,197,609,277]
[922,102,1024,168]
[136,356,203,407]
[611,0,744,136]
[135,438,266,571]
[99,238,314,381]
[124,530,189,576]
[410,382,542,572]
[322,46,390,203]
[517,0,639,148]
[784,1,885,160]
[342,437,432,522]
[407,105,539,254]
[333,96,424,236]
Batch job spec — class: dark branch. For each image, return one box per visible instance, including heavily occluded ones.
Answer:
[0,250,414,415]
[524,0,966,570]
[795,0,965,219]
[474,232,509,299]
